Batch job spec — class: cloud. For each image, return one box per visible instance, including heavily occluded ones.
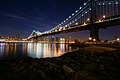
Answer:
[1,13,58,32]
[2,13,27,20]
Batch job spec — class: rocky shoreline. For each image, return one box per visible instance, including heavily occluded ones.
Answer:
[0,46,120,80]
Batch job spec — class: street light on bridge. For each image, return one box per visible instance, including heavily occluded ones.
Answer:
[87,18,90,21]
[103,15,106,18]
[65,25,67,27]
[75,22,78,25]
[117,38,120,41]
[55,30,58,32]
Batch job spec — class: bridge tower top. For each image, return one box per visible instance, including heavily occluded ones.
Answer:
[90,0,96,23]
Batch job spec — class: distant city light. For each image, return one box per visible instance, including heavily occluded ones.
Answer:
[0,39,6,42]
[99,19,102,22]
[89,37,92,41]
[117,38,120,41]
[93,39,96,41]
[60,38,65,41]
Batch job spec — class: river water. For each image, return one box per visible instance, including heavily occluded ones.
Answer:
[0,42,71,59]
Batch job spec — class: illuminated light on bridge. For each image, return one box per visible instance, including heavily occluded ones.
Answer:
[89,8,91,11]
[87,18,90,21]
[66,18,68,20]
[69,16,71,18]
[72,21,75,23]
[109,3,111,5]
[75,22,78,25]
[75,10,78,13]
[72,13,74,16]
[117,38,120,41]
[84,3,86,5]
[102,3,105,5]
[103,15,106,19]
[65,25,68,27]
[27,0,120,41]
[55,30,58,32]
[63,27,66,30]
[75,19,77,21]
[116,2,118,4]
[58,27,62,31]
[79,7,82,9]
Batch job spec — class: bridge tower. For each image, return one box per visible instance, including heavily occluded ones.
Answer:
[90,0,100,41]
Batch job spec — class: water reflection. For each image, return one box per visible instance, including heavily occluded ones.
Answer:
[0,42,71,59]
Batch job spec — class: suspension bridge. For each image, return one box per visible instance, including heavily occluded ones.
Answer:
[26,0,120,42]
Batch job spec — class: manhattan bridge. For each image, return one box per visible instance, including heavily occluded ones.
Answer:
[27,0,120,41]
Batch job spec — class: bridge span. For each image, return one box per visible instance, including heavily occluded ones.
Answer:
[26,0,120,41]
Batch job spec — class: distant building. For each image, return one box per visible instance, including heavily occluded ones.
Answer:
[0,38,6,42]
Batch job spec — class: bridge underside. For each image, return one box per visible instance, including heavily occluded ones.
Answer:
[29,18,120,41]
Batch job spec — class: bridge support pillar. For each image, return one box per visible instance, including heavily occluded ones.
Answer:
[90,27,100,41]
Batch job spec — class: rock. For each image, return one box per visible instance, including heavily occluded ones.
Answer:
[29,64,34,69]
[19,59,23,63]
[63,65,74,73]
[37,70,46,79]
[15,66,25,73]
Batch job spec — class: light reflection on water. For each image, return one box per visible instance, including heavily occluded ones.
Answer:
[0,42,71,59]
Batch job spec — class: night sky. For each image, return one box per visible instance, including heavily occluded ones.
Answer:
[0,0,120,40]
